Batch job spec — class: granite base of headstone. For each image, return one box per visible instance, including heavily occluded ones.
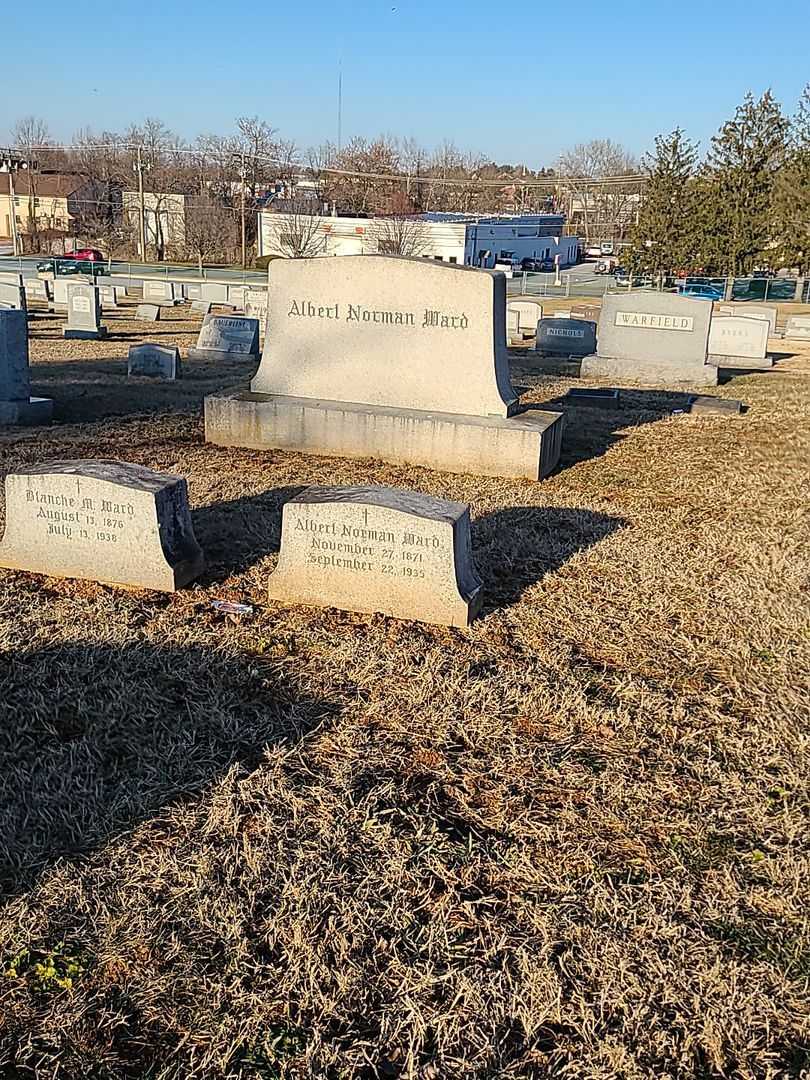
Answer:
[708,316,772,370]
[135,303,161,322]
[64,282,106,340]
[128,343,181,380]
[189,314,260,362]
[0,460,204,591]
[0,310,53,426]
[205,255,564,481]
[267,485,483,627]
[581,291,718,386]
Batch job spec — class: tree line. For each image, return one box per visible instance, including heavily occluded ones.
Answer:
[627,86,810,277]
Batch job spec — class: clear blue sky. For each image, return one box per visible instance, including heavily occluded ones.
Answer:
[5,0,809,166]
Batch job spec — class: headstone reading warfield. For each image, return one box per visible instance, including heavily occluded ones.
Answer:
[784,314,810,340]
[268,485,483,627]
[718,303,777,336]
[128,343,181,380]
[189,314,260,362]
[135,303,161,322]
[205,255,564,480]
[0,460,204,591]
[708,316,771,369]
[581,291,717,386]
[64,282,106,339]
[0,282,27,311]
[0,310,53,425]
[535,317,596,358]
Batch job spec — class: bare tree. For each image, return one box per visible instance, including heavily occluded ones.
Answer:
[373,212,430,256]
[273,199,325,258]
[184,193,237,270]
[556,139,638,243]
[11,116,52,252]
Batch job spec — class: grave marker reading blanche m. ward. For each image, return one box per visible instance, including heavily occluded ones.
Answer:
[189,314,260,362]
[205,254,564,480]
[581,291,717,386]
[64,282,106,339]
[708,316,771,369]
[268,485,483,627]
[0,309,53,425]
[0,460,204,591]
[535,317,596,358]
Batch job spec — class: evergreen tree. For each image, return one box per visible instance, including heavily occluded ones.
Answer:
[700,90,789,275]
[626,128,699,277]
[771,84,810,273]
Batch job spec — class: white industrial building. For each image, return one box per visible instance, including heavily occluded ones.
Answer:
[257,210,580,268]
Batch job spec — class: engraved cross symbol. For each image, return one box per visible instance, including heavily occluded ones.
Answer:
[363,508,369,526]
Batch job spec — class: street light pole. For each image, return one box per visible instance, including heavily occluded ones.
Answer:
[8,165,20,258]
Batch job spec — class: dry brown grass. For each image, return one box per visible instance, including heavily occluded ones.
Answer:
[0,307,808,1078]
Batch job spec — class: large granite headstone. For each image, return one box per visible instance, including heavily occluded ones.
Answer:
[128,343,181,380]
[718,303,777,336]
[0,310,53,425]
[581,291,717,386]
[135,303,161,322]
[64,282,106,339]
[0,282,27,311]
[205,255,564,480]
[0,460,203,591]
[535,317,596,357]
[784,315,810,340]
[268,485,482,627]
[708,316,771,369]
[189,314,260,362]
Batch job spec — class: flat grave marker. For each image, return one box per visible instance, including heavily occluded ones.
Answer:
[268,485,483,627]
[0,460,203,591]
[191,299,212,316]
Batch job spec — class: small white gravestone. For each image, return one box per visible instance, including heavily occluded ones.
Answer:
[135,303,161,322]
[189,314,260,362]
[507,298,543,336]
[227,285,247,309]
[184,282,203,300]
[142,280,178,306]
[191,299,212,316]
[244,289,268,327]
[99,284,122,309]
[718,303,777,336]
[0,282,27,311]
[64,283,106,340]
[25,278,51,304]
[268,485,483,627]
[708,316,771,369]
[128,343,181,380]
[0,310,53,425]
[201,282,229,304]
[0,460,204,591]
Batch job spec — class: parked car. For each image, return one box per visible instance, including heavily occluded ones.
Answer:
[585,245,602,259]
[677,283,724,301]
[600,242,615,256]
[37,249,106,275]
[521,256,556,272]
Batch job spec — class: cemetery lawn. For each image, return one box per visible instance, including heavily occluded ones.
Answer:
[0,310,808,1078]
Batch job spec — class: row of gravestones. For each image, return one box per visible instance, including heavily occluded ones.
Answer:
[506,296,804,382]
[0,254,800,627]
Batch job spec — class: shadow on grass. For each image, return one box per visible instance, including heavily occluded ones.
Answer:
[472,505,625,611]
[28,357,255,424]
[193,485,305,580]
[0,638,336,900]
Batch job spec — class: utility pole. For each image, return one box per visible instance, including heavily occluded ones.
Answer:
[1,152,25,258]
[240,152,247,270]
[134,146,147,260]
